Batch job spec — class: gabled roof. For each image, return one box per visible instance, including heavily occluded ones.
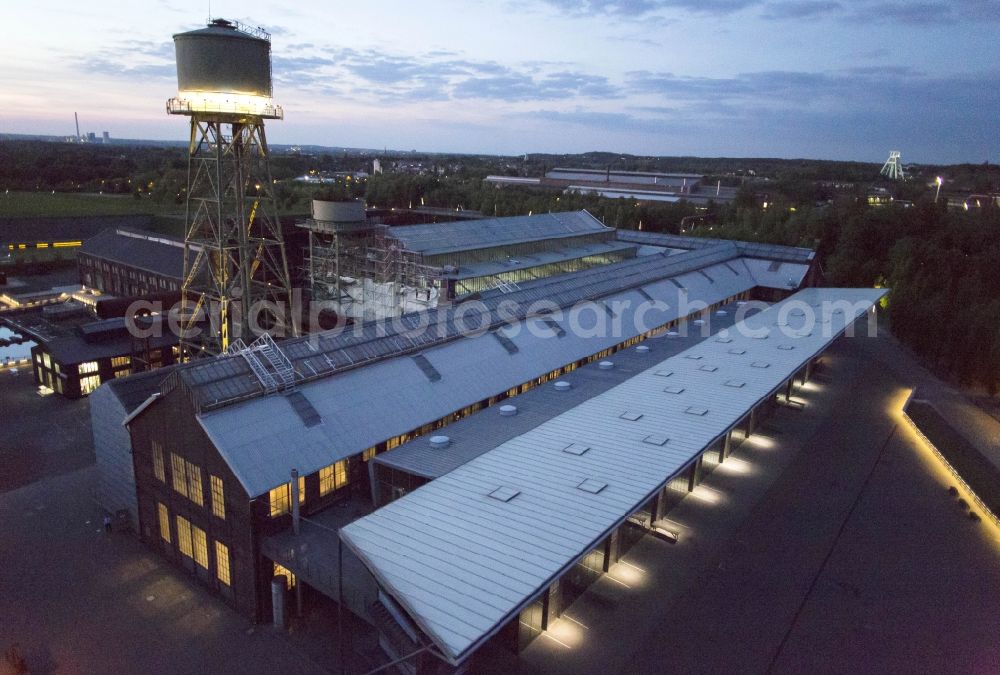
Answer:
[339,287,886,665]
[386,210,612,256]
[616,229,815,263]
[195,255,756,498]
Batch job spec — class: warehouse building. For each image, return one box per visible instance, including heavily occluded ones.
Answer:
[4,296,179,398]
[484,168,739,205]
[341,287,884,670]
[77,228,185,296]
[117,235,820,625]
[302,208,639,321]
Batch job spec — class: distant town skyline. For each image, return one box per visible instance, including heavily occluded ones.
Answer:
[2,0,997,164]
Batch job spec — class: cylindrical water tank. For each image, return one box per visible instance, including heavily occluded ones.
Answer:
[173,19,272,97]
[312,200,366,223]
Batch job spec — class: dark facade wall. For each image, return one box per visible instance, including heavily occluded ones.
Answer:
[130,386,260,620]
[78,253,180,297]
[31,344,177,400]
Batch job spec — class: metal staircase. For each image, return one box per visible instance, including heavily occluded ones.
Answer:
[226,333,296,393]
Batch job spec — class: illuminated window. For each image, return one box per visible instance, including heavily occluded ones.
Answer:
[80,374,101,395]
[210,475,225,519]
[152,442,165,482]
[78,361,98,374]
[111,356,130,369]
[186,462,203,506]
[215,541,231,586]
[274,562,296,589]
[192,525,209,569]
[42,353,51,369]
[269,476,304,517]
[362,447,376,462]
[157,503,170,543]
[171,453,188,497]
[320,460,348,495]
[176,516,193,558]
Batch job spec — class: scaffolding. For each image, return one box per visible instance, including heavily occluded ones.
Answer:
[305,221,443,322]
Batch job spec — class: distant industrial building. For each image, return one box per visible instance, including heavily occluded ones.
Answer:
[77,228,184,296]
[3,295,178,397]
[485,168,739,205]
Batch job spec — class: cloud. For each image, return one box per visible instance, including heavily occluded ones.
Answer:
[81,40,176,80]
[760,0,842,20]
[537,0,760,16]
[532,0,1000,23]
[272,45,621,103]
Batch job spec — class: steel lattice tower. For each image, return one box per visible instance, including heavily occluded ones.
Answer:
[880,150,905,181]
[168,19,294,358]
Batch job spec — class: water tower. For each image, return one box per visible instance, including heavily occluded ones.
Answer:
[167,18,294,358]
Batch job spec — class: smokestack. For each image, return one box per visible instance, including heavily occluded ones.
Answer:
[74,112,81,141]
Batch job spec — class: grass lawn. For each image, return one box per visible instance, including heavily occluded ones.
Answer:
[0,191,183,218]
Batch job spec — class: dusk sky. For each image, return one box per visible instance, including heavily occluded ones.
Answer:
[2,0,997,163]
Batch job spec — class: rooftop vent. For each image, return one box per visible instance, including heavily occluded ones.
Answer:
[554,380,572,391]
[777,344,795,351]
[715,336,733,344]
[664,385,685,394]
[728,348,747,355]
[684,354,703,360]
[751,362,771,369]
[716,310,728,316]
[429,435,451,449]
[412,354,441,382]
[599,361,614,370]
[499,404,518,417]
[636,345,650,354]
[542,318,566,337]
[620,411,643,421]
[491,330,519,355]
[654,369,674,378]
[488,486,520,502]
[643,434,669,446]
[666,331,680,337]
[698,365,719,372]
[562,443,590,456]
[751,333,770,340]
[693,319,706,326]
[724,379,746,388]
[685,406,709,416]
[577,479,608,494]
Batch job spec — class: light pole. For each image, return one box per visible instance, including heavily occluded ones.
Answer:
[935,176,943,204]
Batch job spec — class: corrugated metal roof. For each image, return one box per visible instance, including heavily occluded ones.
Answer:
[174,243,745,411]
[616,230,815,263]
[196,259,755,498]
[339,287,886,665]
[741,257,811,290]
[386,211,612,256]
[374,301,748,479]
